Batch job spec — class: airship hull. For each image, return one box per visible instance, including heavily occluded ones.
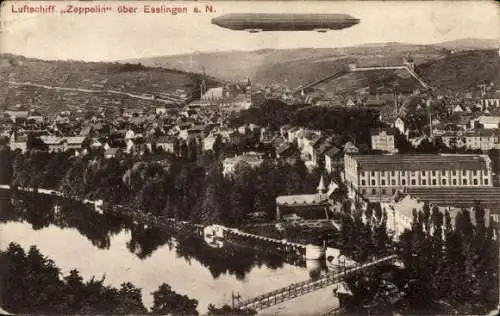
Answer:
[211,13,360,31]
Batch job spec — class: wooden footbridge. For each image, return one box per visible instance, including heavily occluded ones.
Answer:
[235,254,398,311]
[224,227,307,256]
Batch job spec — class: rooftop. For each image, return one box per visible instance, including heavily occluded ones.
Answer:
[464,129,499,137]
[406,187,500,211]
[350,154,491,171]
[276,194,329,206]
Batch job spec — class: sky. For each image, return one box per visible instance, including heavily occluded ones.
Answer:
[0,0,499,61]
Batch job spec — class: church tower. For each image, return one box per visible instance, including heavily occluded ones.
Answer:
[317,175,326,199]
[200,67,207,98]
[404,53,415,72]
[246,78,252,97]
[393,82,400,114]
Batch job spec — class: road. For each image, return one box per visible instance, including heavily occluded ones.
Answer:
[4,80,178,104]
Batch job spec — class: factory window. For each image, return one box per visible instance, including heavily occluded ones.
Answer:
[463,179,468,185]
[452,179,457,185]
[381,180,386,186]
[402,179,406,186]
[442,179,447,185]
[371,189,376,195]
[422,179,427,185]
[391,171,395,176]
[371,171,375,176]
[411,179,416,185]
[473,179,478,185]
[473,170,478,176]
[362,189,366,195]
[441,170,446,175]
[484,178,489,185]
[432,171,436,176]
[382,189,387,195]
[392,188,396,195]
[463,170,467,176]
[452,171,457,176]
[361,180,366,186]
[432,179,437,185]
[371,180,376,186]
[391,179,396,186]
[421,171,426,176]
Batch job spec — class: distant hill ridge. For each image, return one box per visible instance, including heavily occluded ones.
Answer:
[126,38,498,85]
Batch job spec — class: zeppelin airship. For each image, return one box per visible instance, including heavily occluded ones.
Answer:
[211,13,360,33]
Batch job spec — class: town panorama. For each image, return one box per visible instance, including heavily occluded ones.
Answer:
[0,1,499,316]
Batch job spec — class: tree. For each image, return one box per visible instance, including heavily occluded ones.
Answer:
[0,146,13,184]
[199,182,222,224]
[113,282,147,314]
[151,283,199,315]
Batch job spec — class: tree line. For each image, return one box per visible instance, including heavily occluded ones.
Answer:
[336,202,499,315]
[396,203,498,314]
[2,145,325,226]
[0,242,256,315]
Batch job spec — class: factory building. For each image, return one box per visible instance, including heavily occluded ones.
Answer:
[344,154,494,202]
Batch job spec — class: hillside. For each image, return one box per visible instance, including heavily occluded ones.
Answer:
[253,44,447,88]
[417,49,500,92]
[128,39,498,92]
[130,43,449,84]
[317,49,500,95]
[0,54,217,114]
[435,38,498,51]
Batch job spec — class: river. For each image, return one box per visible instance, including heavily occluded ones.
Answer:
[0,191,339,314]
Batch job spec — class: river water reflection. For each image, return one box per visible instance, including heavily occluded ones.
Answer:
[0,191,337,313]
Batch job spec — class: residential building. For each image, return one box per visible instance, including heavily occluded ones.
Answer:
[4,110,29,123]
[475,116,500,130]
[156,136,177,154]
[41,136,67,152]
[384,191,498,237]
[325,147,342,173]
[383,194,425,237]
[440,132,465,149]
[343,141,359,154]
[300,134,323,164]
[66,136,87,150]
[288,127,303,144]
[155,106,167,115]
[275,176,336,222]
[479,91,500,109]
[104,148,119,159]
[276,142,295,160]
[9,133,27,153]
[344,153,494,202]
[220,129,240,144]
[125,129,135,140]
[202,134,218,152]
[394,117,407,136]
[464,129,499,151]
[371,129,397,153]
[222,152,264,177]
[27,113,44,123]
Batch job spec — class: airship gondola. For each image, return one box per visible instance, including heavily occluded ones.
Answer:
[211,13,360,33]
